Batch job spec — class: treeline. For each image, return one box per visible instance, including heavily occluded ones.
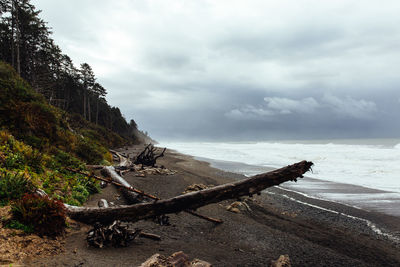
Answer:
[0,0,145,142]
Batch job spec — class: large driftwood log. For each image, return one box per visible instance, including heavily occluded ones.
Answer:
[67,160,312,224]
[69,166,223,223]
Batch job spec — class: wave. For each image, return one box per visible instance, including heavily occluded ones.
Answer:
[162,141,400,193]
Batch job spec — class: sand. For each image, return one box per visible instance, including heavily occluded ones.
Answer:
[25,146,400,266]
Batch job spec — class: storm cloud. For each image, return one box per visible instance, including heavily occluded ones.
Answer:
[34,0,400,140]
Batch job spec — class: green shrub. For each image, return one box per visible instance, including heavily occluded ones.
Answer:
[5,219,34,233]
[24,149,44,173]
[4,153,24,169]
[66,198,81,206]
[11,194,66,236]
[71,184,89,204]
[76,138,103,164]
[0,171,34,205]
[76,174,100,195]
[23,134,44,149]
[52,149,82,169]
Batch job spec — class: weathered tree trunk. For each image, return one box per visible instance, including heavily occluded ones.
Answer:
[11,0,15,69]
[103,166,143,204]
[105,151,143,204]
[14,0,21,75]
[87,95,91,122]
[83,88,87,120]
[96,98,99,125]
[67,161,312,224]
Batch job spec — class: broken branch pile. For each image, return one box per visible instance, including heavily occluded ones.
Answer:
[86,220,141,248]
[131,165,176,177]
[86,220,162,248]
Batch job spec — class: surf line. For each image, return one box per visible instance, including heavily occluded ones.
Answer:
[276,186,364,210]
[265,188,399,243]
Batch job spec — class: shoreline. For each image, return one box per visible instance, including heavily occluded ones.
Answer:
[195,155,400,218]
[27,146,400,266]
[195,154,400,242]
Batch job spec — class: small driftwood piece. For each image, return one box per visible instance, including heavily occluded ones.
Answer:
[139,232,161,241]
[86,165,104,170]
[134,144,166,167]
[67,161,313,224]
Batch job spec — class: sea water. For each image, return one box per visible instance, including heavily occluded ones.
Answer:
[160,140,400,216]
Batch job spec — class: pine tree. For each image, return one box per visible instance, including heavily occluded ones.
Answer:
[92,82,107,125]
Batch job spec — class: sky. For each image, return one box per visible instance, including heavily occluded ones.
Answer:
[34,0,400,141]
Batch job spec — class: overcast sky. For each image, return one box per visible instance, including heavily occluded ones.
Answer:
[34,0,400,141]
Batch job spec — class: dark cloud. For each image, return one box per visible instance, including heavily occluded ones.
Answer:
[33,0,400,141]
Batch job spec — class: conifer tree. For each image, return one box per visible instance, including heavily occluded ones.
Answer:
[79,63,95,121]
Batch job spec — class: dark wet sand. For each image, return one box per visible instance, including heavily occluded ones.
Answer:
[26,147,400,266]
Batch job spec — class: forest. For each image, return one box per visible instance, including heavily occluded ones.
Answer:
[0,0,144,141]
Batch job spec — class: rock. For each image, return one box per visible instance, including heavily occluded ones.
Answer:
[227,206,241,213]
[167,251,190,266]
[100,181,108,188]
[183,184,213,194]
[226,200,252,213]
[140,251,212,267]
[97,199,109,208]
[191,259,212,267]
[270,254,291,267]
[139,253,166,267]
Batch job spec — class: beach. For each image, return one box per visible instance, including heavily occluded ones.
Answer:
[26,146,400,266]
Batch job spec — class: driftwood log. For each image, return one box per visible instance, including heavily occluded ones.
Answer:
[67,160,313,224]
[103,166,144,204]
[69,166,223,224]
[106,150,146,204]
[134,144,166,167]
[108,151,223,224]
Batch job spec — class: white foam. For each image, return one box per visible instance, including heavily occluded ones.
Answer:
[275,186,364,210]
[161,141,400,193]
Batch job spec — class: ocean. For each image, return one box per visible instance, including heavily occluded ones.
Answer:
[160,139,400,217]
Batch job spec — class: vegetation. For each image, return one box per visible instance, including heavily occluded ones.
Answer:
[0,129,99,206]
[0,170,33,205]
[11,193,67,236]
[5,218,34,233]
[0,65,105,233]
[0,0,152,236]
